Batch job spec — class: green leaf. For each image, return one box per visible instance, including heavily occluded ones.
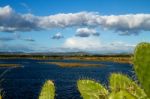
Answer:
[109,73,147,98]
[134,42,150,97]
[39,80,55,99]
[109,90,136,99]
[77,80,108,99]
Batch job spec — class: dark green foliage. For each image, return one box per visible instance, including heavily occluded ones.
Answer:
[134,42,150,97]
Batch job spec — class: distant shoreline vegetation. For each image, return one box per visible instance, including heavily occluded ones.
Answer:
[0,54,132,64]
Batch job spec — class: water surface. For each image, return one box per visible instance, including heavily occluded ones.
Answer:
[0,59,134,99]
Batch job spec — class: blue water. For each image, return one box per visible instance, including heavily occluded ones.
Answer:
[0,59,135,99]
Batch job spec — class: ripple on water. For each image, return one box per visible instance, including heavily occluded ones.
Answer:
[0,59,134,99]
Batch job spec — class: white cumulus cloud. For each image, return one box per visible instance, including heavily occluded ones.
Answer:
[75,28,100,37]
[51,33,64,39]
[63,37,101,50]
[0,5,40,32]
[0,5,150,35]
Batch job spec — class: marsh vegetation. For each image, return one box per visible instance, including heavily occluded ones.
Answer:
[0,64,21,67]
[41,62,104,67]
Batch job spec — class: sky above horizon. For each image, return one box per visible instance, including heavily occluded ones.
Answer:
[0,0,150,53]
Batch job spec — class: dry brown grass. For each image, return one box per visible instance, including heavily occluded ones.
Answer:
[0,64,21,67]
[42,62,104,67]
[63,57,132,64]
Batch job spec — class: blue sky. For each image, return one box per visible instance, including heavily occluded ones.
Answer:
[0,0,150,53]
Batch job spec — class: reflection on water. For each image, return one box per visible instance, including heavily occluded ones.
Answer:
[0,59,134,99]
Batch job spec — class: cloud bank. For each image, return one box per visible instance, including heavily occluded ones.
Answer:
[63,37,135,53]
[1,5,150,35]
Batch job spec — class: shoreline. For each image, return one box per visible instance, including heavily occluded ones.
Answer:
[28,56,132,64]
[0,55,132,64]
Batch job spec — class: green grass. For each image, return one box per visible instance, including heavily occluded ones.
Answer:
[77,80,108,99]
[38,80,55,99]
